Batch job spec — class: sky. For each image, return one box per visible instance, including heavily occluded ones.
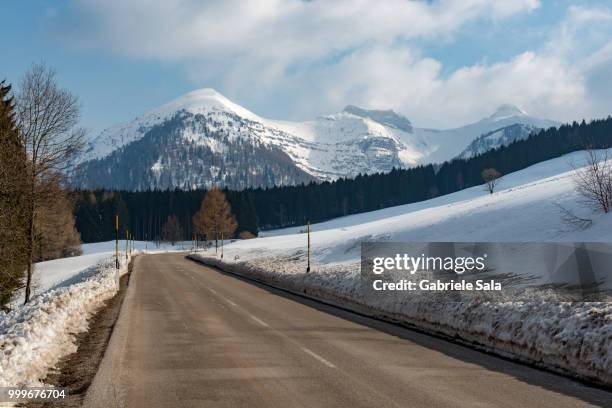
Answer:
[2,0,612,135]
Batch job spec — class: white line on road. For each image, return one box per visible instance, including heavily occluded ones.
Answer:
[183,266,337,369]
[249,315,270,328]
[300,347,337,368]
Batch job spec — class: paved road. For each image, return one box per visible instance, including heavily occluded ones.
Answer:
[84,254,612,408]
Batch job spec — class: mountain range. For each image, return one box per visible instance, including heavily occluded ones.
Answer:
[71,89,559,191]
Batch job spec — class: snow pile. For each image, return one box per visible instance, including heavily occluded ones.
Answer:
[0,255,130,387]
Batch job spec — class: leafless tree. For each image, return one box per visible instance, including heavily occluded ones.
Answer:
[482,168,501,194]
[16,63,85,303]
[162,214,183,245]
[573,148,612,213]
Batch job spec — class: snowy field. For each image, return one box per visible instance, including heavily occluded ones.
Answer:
[192,149,612,386]
[0,241,189,388]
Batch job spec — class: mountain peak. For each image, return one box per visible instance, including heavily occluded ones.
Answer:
[152,87,261,122]
[489,103,527,120]
[342,105,413,133]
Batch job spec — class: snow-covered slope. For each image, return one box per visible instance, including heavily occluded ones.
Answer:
[406,104,559,163]
[228,149,612,264]
[457,123,540,159]
[74,89,559,190]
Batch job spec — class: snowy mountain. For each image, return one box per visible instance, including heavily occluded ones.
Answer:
[457,123,540,159]
[72,89,559,190]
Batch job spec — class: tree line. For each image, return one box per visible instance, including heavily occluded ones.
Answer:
[1,65,84,307]
[73,116,612,244]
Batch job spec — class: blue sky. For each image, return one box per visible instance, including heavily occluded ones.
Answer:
[2,0,612,134]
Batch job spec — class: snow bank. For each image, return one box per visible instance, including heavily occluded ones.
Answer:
[0,255,131,387]
[191,253,612,387]
[23,241,188,301]
[81,240,192,255]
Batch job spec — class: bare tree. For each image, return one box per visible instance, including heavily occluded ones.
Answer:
[17,63,85,303]
[162,214,183,245]
[482,168,501,194]
[192,188,237,252]
[573,148,612,213]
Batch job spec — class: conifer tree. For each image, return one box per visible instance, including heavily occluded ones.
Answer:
[192,188,237,251]
[0,80,29,307]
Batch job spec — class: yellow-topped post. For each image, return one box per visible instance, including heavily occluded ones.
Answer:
[115,215,119,269]
[307,220,311,273]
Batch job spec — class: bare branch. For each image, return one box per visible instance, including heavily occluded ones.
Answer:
[17,63,85,178]
[573,148,612,213]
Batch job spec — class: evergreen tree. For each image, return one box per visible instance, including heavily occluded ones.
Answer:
[192,188,237,250]
[0,80,29,307]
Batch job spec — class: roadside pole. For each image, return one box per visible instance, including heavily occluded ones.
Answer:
[115,215,119,269]
[115,215,120,289]
[126,229,129,260]
[221,233,224,259]
[307,220,311,273]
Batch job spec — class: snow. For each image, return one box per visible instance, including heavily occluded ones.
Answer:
[260,149,612,245]
[153,88,264,123]
[190,150,612,386]
[0,255,130,387]
[488,103,528,121]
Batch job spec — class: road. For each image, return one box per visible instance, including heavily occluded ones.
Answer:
[83,253,612,408]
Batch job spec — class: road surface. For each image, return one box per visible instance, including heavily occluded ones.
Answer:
[84,254,612,408]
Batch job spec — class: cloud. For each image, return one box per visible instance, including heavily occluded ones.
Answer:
[52,0,612,127]
[63,0,540,59]
[265,47,585,127]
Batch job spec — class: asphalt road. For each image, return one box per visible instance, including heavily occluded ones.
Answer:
[83,253,612,408]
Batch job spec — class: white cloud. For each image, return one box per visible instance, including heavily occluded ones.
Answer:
[67,0,540,60]
[55,0,612,127]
